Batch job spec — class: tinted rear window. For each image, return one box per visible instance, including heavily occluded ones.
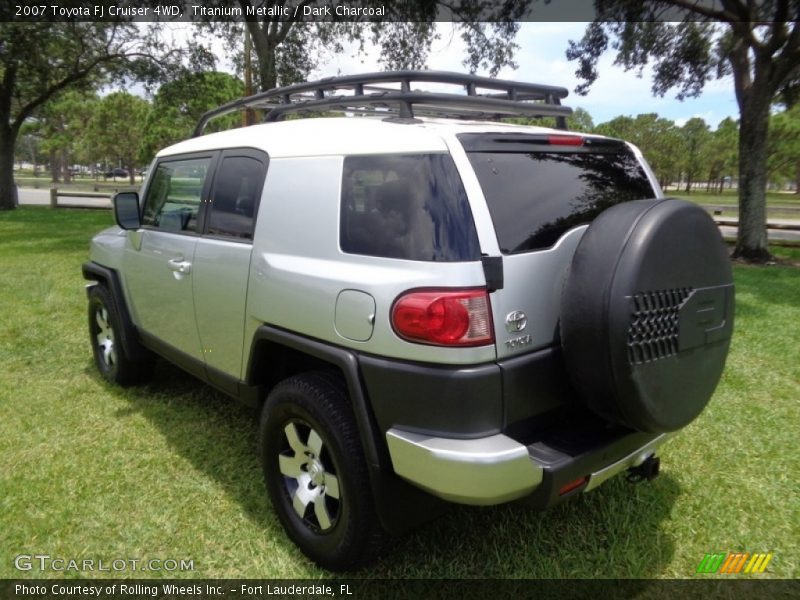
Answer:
[340,154,481,262]
[465,148,654,254]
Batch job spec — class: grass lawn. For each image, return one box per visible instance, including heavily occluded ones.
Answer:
[1,207,798,579]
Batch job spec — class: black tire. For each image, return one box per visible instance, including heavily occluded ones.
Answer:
[561,198,734,433]
[260,371,384,571]
[87,284,153,386]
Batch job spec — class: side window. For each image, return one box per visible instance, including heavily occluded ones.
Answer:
[142,157,211,232]
[207,154,267,240]
[340,154,481,262]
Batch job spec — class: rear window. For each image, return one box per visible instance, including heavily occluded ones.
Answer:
[464,144,654,254]
[340,154,481,262]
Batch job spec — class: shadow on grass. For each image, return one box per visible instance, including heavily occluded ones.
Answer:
[99,359,680,579]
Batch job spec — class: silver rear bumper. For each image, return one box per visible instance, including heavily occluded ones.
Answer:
[386,427,673,506]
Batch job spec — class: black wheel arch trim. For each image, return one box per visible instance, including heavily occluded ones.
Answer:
[82,262,146,361]
[247,325,387,471]
[247,325,445,534]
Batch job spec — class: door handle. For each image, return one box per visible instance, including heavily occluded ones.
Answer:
[167,257,192,275]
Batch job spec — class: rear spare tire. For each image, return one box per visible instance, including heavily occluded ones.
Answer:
[561,198,734,433]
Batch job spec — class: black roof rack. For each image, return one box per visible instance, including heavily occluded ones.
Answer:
[193,70,572,137]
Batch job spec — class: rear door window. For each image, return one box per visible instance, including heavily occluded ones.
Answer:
[340,154,481,262]
[206,150,268,240]
[462,136,655,254]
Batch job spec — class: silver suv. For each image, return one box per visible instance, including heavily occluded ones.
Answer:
[84,72,734,570]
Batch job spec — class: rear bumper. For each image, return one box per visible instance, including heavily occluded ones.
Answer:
[386,427,673,506]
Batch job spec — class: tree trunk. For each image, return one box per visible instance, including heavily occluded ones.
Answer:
[62,149,71,184]
[246,20,278,92]
[50,149,60,183]
[733,92,771,262]
[685,176,692,194]
[795,160,799,195]
[0,128,18,210]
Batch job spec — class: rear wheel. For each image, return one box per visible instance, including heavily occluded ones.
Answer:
[260,372,384,570]
[87,284,152,386]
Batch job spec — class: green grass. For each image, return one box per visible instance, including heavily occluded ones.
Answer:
[1,207,798,579]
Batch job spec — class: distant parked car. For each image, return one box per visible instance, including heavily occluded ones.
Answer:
[105,168,129,178]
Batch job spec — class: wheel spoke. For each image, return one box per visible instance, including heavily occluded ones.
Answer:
[96,308,108,330]
[324,474,340,499]
[103,343,113,366]
[314,495,332,530]
[284,422,306,455]
[96,332,106,346]
[292,489,308,519]
[307,429,323,456]
[278,453,304,478]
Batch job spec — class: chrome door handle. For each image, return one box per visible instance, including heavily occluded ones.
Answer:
[167,258,192,274]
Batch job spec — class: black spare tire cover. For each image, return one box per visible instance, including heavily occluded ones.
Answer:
[560,198,734,433]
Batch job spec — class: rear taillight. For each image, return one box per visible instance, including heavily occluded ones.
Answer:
[391,289,494,347]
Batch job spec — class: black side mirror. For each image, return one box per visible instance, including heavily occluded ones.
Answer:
[113,192,141,230]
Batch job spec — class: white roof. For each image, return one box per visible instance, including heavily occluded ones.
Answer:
[157,116,594,159]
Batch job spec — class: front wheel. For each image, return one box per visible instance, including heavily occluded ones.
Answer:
[260,372,384,571]
[87,284,152,386]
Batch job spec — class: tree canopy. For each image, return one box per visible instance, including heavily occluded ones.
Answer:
[198,3,526,91]
[0,19,210,209]
[566,1,800,262]
[140,71,244,161]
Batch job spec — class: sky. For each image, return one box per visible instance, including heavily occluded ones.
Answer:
[305,22,739,129]
[156,21,740,130]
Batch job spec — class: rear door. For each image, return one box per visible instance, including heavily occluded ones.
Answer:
[457,133,659,360]
[123,153,217,362]
[192,149,269,388]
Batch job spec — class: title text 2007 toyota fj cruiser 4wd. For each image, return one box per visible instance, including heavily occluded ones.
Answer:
[84,72,734,570]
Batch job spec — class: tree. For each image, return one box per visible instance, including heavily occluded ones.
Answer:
[594,113,682,189]
[15,122,42,175]
[680,117,711,194]
[706,117,739,193]
[565,107,595,133]
[35,91,98,183]
[767,105,800,193]
[566,3,800,262]
[0,19,209,210]
[199,3,526,93]
[87,92,150,185]
[509,106,595,132]
[140,71,243,161]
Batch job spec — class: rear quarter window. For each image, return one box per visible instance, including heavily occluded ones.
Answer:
[464,141,655,254]
[340,154,481,262]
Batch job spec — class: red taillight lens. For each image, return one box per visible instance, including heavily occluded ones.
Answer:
[391,289,494,347]
[547,134,584,146]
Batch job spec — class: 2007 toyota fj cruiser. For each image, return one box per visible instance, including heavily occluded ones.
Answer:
[84,72,734,570]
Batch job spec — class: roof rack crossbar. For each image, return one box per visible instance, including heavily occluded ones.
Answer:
[193,70,572,136]
[259,92,572,123]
